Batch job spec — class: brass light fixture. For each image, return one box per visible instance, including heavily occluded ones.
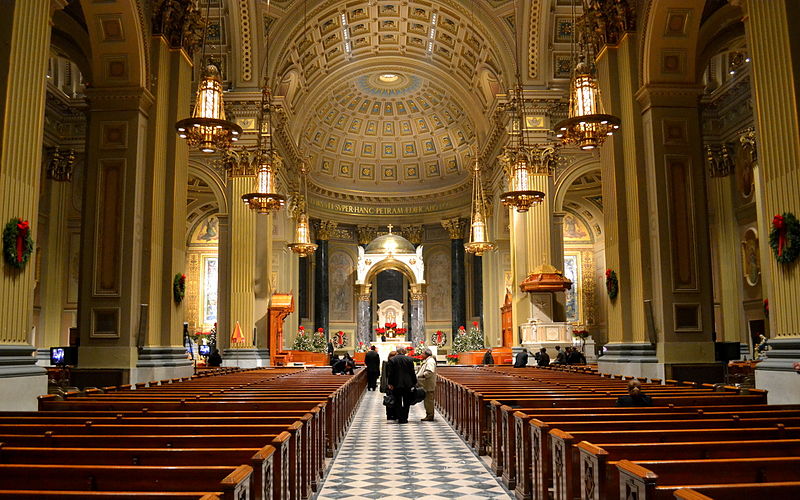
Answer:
[240,0,286,214]
[465,157,495,255]
[498,0,554,213]
[288,160,318,257]
[553,1,620,149]
[175,0,241,153]
[240,86,286,214]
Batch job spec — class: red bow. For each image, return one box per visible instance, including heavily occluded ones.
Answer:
[15,220,29,263]
[773,215,787,257]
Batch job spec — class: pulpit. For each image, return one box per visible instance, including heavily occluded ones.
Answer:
[269,294,294,366]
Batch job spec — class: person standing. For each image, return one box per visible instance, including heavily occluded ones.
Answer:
[416,348,437,421]
[386,347,417,424]
[364,345,380,391]
[380,350,398,420]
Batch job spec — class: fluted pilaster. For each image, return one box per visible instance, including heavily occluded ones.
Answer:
[228,177,257,347]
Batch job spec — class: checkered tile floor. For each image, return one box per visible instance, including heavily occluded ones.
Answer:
[315,389,512,499]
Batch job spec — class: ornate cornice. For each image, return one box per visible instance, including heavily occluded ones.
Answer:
[580,0,637,56]
[151,0,205,57]
[441,217,467,240]
[400,225,424,245]
[315,219,339,240]
[356,225,379,246]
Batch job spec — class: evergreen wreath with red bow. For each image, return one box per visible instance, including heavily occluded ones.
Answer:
[3,218,34,270]
[173,273,187,304]
[769,212,800,265]
[605,269,619,300]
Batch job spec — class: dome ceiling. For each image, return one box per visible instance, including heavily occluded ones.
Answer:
[304,70,475,193]
[264,0,515,201]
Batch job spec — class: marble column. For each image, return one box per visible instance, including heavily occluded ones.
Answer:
[221,176,261,367]
[135,35,194,382]
[314,220,337,336]
[356,284,372,345]
[410,284,427,346]
[442,218,467,332]
[594,34,659,377]
[0,0,60,410]
[741,0,800,402]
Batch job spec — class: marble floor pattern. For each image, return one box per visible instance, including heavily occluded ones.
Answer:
[315,387,513,499]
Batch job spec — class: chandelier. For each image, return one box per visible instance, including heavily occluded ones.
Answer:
[240,0,286,214]
[175,0,241,153]
[465,157,495,255]
[288,160,318,257]
[553,2,620,149]
[46,147,76,182]
[498,84,551,212]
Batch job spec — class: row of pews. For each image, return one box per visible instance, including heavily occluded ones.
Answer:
[0,366,366,500]
[436,365,800,500]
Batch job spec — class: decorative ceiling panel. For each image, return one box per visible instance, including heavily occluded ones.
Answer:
[303,70,475,194]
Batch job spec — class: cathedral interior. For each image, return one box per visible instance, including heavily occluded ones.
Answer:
[1,0,799,414]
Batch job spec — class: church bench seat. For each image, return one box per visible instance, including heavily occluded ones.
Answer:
[0,444,276,500]
[673,484,800,500]
[616,458,800,500]
[576,439,800,500]
[0,491,220,499]
[0,464,253,500]
[533,424,800,500]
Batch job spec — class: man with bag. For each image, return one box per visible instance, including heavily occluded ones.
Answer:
[416,348,437,421]
[386,347,417,424]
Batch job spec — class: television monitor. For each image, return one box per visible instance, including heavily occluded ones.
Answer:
[199,344,211,356]
[50,346,78,366]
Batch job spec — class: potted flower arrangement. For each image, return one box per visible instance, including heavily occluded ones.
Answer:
[355,341,367,353]
[451,322,487,364]
[446,354,459,365]
[572,328,590,353]
[290,326,328,365]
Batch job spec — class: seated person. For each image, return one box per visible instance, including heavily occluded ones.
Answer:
[207,348,222,367]
[554,345,566,364]
[331,357,347,375]
[537,347,550,367]
[513,349,528,368]
[482,348,495,365]
[616,379,653,407]
[567,346,586,365]
[342,353,356,374]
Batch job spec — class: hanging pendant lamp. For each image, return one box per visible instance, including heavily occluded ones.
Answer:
[288,162,318,257]
[465,157,496,255]
[175,0,241,153]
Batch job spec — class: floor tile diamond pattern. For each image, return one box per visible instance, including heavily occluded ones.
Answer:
[315,389,512,499]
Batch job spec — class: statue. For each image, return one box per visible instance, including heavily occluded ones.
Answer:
[754,334,769,359]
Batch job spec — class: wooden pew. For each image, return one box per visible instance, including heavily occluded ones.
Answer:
[0,464,253,500]
[617,458,800,500]
[577,439,800,500]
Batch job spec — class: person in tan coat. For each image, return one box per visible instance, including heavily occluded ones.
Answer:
[416,348,437,421]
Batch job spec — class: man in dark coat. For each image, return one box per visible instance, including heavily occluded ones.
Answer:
[513,349,529,367]
[537,347,550,367]
[386,347,417,424]
[482,348,495,365]
[364,345,380,391]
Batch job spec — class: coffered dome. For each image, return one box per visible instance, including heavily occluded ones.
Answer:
[303,70,475,193]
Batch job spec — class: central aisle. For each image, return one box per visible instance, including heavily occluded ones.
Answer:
[316,387,513,499]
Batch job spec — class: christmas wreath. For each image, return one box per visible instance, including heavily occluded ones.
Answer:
[605,269,619,300]
[769,212,800,265]
[2,218,34,270]
[333,330,347,348]
[173,273,186,304]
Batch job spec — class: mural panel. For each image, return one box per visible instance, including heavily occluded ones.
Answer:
[425,249,451,321]
[564,253,582,324]
[329,250,355,322]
